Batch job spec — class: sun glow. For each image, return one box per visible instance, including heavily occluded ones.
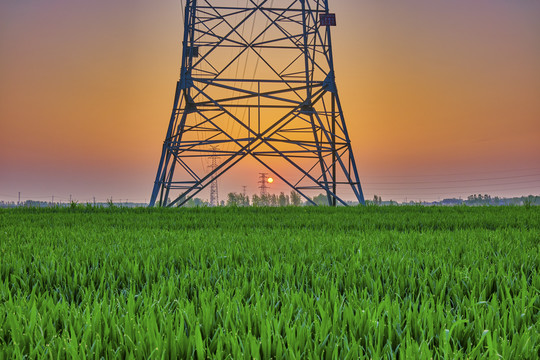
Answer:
[267,177,274,184]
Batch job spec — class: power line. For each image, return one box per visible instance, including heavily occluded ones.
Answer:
[363,184,540,197]
[365,179,540,190]
[180,0,185,26]
[362,167,540,179]
[362,173,540,185]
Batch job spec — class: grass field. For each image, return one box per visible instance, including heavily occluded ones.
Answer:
[1,206,539,359]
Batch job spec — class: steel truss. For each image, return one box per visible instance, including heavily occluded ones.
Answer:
[150,0,365,206]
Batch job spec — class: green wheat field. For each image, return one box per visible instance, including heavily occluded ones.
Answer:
[1,206,539,359]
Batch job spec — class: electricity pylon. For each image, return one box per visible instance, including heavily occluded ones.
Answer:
[150,0,365,207]
[208,145,219,206]
[258,172,269,196]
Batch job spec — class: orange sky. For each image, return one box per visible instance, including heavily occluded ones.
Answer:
[1,0,539,203]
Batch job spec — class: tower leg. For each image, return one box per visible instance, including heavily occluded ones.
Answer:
[331,93,337,206]
[309,112,332,205]
[149,81,183,207]
[335,93,366,205]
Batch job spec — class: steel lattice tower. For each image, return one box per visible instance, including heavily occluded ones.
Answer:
[150,0,365,207]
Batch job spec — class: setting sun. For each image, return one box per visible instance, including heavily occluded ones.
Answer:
[267,177,274,184]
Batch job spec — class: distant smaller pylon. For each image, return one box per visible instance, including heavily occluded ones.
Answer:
[209,146,219,206]
[258,173,269,197]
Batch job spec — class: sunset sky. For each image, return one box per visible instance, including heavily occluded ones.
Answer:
[1,0,539,204]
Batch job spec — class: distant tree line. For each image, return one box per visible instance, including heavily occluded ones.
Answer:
[180,190,309,207]
[227,191,304,207]
[3,193,538,209]
[465,194,539,206]
[363,194,540,207]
